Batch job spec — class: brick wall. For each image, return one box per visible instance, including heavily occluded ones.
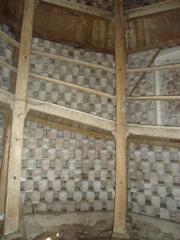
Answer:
[128,143,180,223]
[21,120,115,214]
[0,25,179,223]
[29,38,116,120]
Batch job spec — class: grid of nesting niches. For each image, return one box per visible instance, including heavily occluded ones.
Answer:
[21,120,115,213]
[28,37,116,120]
[128,143,180,223]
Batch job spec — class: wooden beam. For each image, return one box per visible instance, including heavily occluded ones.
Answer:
[0,59,115,99]
[0,89,14,107]
[125,0,180,19]
[128,48,161,96]
[4,0,35,235]
[31,49,115,73]
[128,135,180,148]
[127,124,180,140]
[0,113,12,219]
[27,98,115,132]
[113,0,129,238]
[41,0,180,20]
[0,58,17,72]
[27,115,113,140]
[0,30,19,48]
[127,62,180,73]
[127,95,180,101]
[30,73,116,100]
[40,0,112,19]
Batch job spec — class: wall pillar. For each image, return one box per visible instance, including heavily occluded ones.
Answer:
[113,0,129,238]
[0,113,12,218]
[3,0,35,235]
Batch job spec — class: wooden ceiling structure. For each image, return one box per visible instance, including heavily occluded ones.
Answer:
[0,0,180,54]
[0,0,180,239]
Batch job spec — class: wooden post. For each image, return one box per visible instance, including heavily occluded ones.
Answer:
[3,0,35,235]
[113,0,129,238]
[0,113,12,218]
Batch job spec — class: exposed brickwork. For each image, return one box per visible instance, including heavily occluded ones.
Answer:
[21,120,115,213]
[128,143,180,222]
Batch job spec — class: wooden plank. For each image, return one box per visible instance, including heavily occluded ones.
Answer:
[27,115,113,140]
[31,49,115,73]
[0,113,11,219]
[0,59,115,99]
[0,30,19,48]
[40,0,112,19]
[0,58,17,72]
[113,0,128,238]
[128,48,161,96]
[2,0,180,54]
[41,0,180,20]
[128,135,180,148]
[128,124,180,140]
[0,89,14,107]
[27,98,115,132]
[9,45,19,94]
[127,95,180,101]
[3,0,35,235]
[125,0,180,19]
[30,72,116,100]
[127,62,180,73]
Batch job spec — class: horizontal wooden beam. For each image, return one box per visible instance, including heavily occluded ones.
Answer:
[125,0,180,19]
[0,59,115,99]
[0,58,17,72]
[0,30,19,48]
[127,124,180,140]
[0,60,115,100]
[0,88,14,106]
[27,98,115,132]
[128,135,180,148]
[28,115,113,140]
[127,95,180,101]
[31,49,115,73]
[40,0,112,19]
[41,0,180,20]
[127,62,180,73]
[30,73,115,99]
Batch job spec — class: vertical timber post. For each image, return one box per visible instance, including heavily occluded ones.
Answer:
[3,0,35,235]
[113,0,129,238]
[0,113,12,218]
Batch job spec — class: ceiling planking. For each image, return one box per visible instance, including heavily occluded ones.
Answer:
[0,0,180,54]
